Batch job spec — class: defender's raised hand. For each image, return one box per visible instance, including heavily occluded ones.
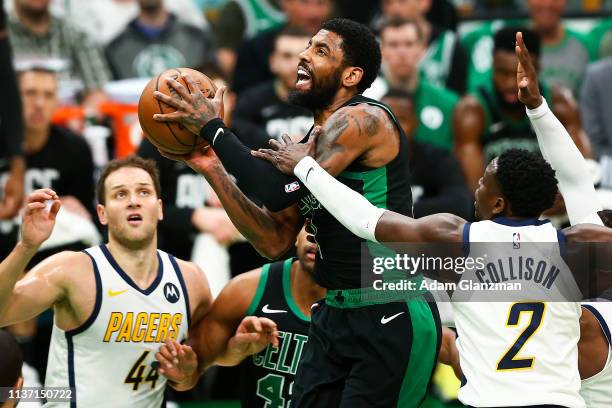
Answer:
[153,73,226,135]
[516,31,543,109]
[252,126,321,175]
[20,189,61,249]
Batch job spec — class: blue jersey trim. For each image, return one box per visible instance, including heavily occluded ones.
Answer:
[168,254,191,329]
[100,245,163,295]
[491,217,550,227]
[582,304,612,347]
[556,229,568,261]
[66,333,76,408]
[462,222,471,256]
[65,251,103,336]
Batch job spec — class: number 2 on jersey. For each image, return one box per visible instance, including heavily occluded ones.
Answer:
[125,350,160,391]
[497,302,546,371]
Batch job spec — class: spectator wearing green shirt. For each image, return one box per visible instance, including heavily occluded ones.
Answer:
[372,0,468,95]
[364,17,459,150]
[528,0,594,95]
[454,27,590,193]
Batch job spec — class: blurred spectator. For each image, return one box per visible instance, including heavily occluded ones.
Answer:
[588,17,612,60]
[7,0,110,109]
[461,19,524,92]
[214,0,286,77]
[0,67,96,261]
[105,0,216,80]
[372,0,468,94]
[232,0,333,94]
[232,27,312,147]
[0,330,23,408]
[381,89,472,219]
[0,3,25,233]
[453,27,589,193]
[528,0,594,95]
[365,18,459,150]
[56,0,209,46]
[580,57,612,187]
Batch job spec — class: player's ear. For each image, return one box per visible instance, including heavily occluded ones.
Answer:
[342,66,364,89]
[492,196,506,216]
[97,203,108,226]
[157,199,164,221]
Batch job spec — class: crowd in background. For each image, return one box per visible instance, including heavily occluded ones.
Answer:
[1,0,612,406]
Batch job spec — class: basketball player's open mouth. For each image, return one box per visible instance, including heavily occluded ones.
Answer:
[296,67,312,90]
[305,245,317,261]
[127,214,143,225]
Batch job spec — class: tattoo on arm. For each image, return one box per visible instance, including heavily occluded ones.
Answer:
[314,106,383,167]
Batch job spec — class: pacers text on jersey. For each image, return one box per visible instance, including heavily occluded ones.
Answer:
[103,312,183,343]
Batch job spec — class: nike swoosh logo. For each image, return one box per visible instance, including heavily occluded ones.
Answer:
[262,304,287,314]
[108,289,129,297]
[381,312,404,324]
[212,128,224,146]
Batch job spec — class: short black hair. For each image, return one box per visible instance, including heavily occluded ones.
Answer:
[494,27,541,58]
[379,16,423,43]
[321,18,381,93]
[494,149,558,218]
[0,329,23,387]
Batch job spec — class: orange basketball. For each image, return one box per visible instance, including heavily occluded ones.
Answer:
[138,67,217,154]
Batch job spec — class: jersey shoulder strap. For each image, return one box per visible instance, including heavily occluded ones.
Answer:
[245,259,286,315]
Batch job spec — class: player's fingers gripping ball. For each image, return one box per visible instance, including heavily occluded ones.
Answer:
[138,68,216,154]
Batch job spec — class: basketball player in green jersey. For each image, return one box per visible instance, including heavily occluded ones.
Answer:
[157,227,325,407]
[153,17,440,408]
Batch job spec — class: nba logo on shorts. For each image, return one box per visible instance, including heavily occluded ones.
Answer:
[285,181,300,193]
[512,232,520,249]
[164,283,180,303]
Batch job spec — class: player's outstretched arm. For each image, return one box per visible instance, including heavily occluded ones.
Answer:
[516,31,602,226]
[0,189,70,326]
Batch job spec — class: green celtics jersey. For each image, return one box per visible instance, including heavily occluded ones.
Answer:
[413,78,459,150]
[462,19,526,92]
[474,80,553,164]
[588,17,612,60]
[236,0,286,39]
[420,29,458,89]
[239,258,310,408]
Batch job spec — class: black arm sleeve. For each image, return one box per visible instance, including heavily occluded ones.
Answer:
[200,118,304,211]
[0,9,24,159]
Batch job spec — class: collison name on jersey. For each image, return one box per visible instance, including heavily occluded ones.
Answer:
[239,258,310,408]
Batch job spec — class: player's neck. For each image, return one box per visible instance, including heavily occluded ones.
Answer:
[106,239,159,289]
[291,261,325,317]
[24,127,51,154]
[313,90,357,125]
[274,79,290,102]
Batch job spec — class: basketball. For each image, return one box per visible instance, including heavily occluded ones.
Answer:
[138,67,217,155]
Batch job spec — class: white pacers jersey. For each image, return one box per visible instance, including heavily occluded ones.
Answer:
[580,302,612,407]
[45,245,190,407]
[452,217,584,408]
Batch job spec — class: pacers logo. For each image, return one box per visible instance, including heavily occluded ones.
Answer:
[164,283,180,303]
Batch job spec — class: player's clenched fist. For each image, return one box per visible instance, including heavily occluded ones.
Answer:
[20,188,61,250]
